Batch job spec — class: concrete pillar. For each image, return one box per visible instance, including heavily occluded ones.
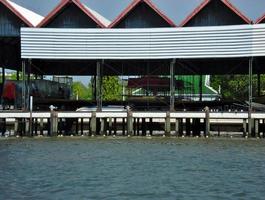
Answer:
[170,59,176,111]
[243,119,247,137]
[108,117,112,135]
[199,75,203,102]
[165,112,171,136]
[127,111,133,136]
[248,57,253,137]
[175,119,179,136]
[100,118,106,135]
[96,61,102,111]
[255,119,259,138]
[50,111,58,136]
[90,112,97,136]
[205,106,210,137]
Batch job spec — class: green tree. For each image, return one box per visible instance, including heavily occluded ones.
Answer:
[211,75,265,100]
[102,76,122,101]
[72,81,91,100]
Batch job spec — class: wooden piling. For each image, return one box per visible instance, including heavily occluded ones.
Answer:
[175,119,179,137]
[255,119,259,137]
[205,106,210,137]
[243,119,247,137]
[165,112,171,136]
[50,111,58,136]
[127,111,133,136]
[90,112,97,136]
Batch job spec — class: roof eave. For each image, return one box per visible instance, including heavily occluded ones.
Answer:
[109,0,176,28]
[0,0,34,27]
[179,0,251,27]
[37,0,105,28]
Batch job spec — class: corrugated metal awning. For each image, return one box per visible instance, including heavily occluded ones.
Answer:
[21,24,265,60]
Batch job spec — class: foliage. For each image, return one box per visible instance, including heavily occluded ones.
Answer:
[102,76,122,101]
[211,75,265,100]
[72,81,92,100]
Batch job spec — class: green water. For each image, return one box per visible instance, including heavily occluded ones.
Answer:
[0,137,264,199]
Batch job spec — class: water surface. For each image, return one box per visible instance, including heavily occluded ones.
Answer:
[0,137,265,199]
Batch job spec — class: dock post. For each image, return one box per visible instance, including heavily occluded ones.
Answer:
[175,119,179,136]
[205,106,210,137]
[243,119,247,137]
[90,112,97,136]
[127,111,133,136]
[108,117,112,135]
[100,118,106,135]
[14,119,19,136]
[170,59,176,111]
[96,61,103,112]
[50,111,58,136]
[255,119,259,138]
[40,118,44,135]
[248,57,253,137]
[165,112,171,136]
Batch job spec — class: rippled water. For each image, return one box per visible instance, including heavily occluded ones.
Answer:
[0,137,265,200]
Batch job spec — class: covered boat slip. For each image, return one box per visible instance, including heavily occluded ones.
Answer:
[19,23,264,112]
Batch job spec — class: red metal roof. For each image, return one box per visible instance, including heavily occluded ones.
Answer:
[37,0,105,28]
[256,13,265,24]
[109,0,176,28]
[179,0,251,27]
[0,0,33,27]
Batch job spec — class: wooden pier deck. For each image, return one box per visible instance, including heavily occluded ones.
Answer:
[0,111,264,138]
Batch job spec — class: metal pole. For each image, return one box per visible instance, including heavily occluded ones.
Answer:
[248,57,253,137]
[170,59,176,111]
[96,61,102,111]
[22,60,26,110]
[257,73,261,97]
[199,74,203,101]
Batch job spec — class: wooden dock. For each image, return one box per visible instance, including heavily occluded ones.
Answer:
[0,110,264,138]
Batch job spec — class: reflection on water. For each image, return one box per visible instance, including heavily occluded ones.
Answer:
[0,138,265,200]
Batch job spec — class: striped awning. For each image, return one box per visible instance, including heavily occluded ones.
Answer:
[21,24,265,60]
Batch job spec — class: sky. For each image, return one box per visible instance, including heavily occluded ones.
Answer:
[9,0,265,84]
[11,0,265,24]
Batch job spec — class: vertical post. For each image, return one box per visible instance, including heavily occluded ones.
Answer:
[22,60,26,110]
[165,111,171,136]
[243,119,247,137]
[1,66,5,108]
[96,61,102,111]
[170,59,176,111]
[199,74,203,102]
[205,106,210,137]
[50,111,58,136]
[26,60,31,111]
[90,111,96,136]
[127,109,133,136]
[16,70,19,81]
[248,57,253,137]
[175,119,179,137]
[257,73,261,97]
[255,119,259,138]
[29,96,33,136]
[2,66,5,85]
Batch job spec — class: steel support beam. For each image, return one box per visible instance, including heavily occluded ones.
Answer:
[170,59,176,111]
[257,73,261,97]
[96,61,103,111]
[22,60,26,110]
[248,57,253,137]
[199,74,203,101]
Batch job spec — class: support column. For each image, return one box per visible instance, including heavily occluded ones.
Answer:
[199,74,203,102]
[22,60,26,110]
[248,57,253,137]
[257,73,261,97]
[170,59,176,111]
[16,70,19,81]
[96,61,102,111]
[1,66,5,108]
